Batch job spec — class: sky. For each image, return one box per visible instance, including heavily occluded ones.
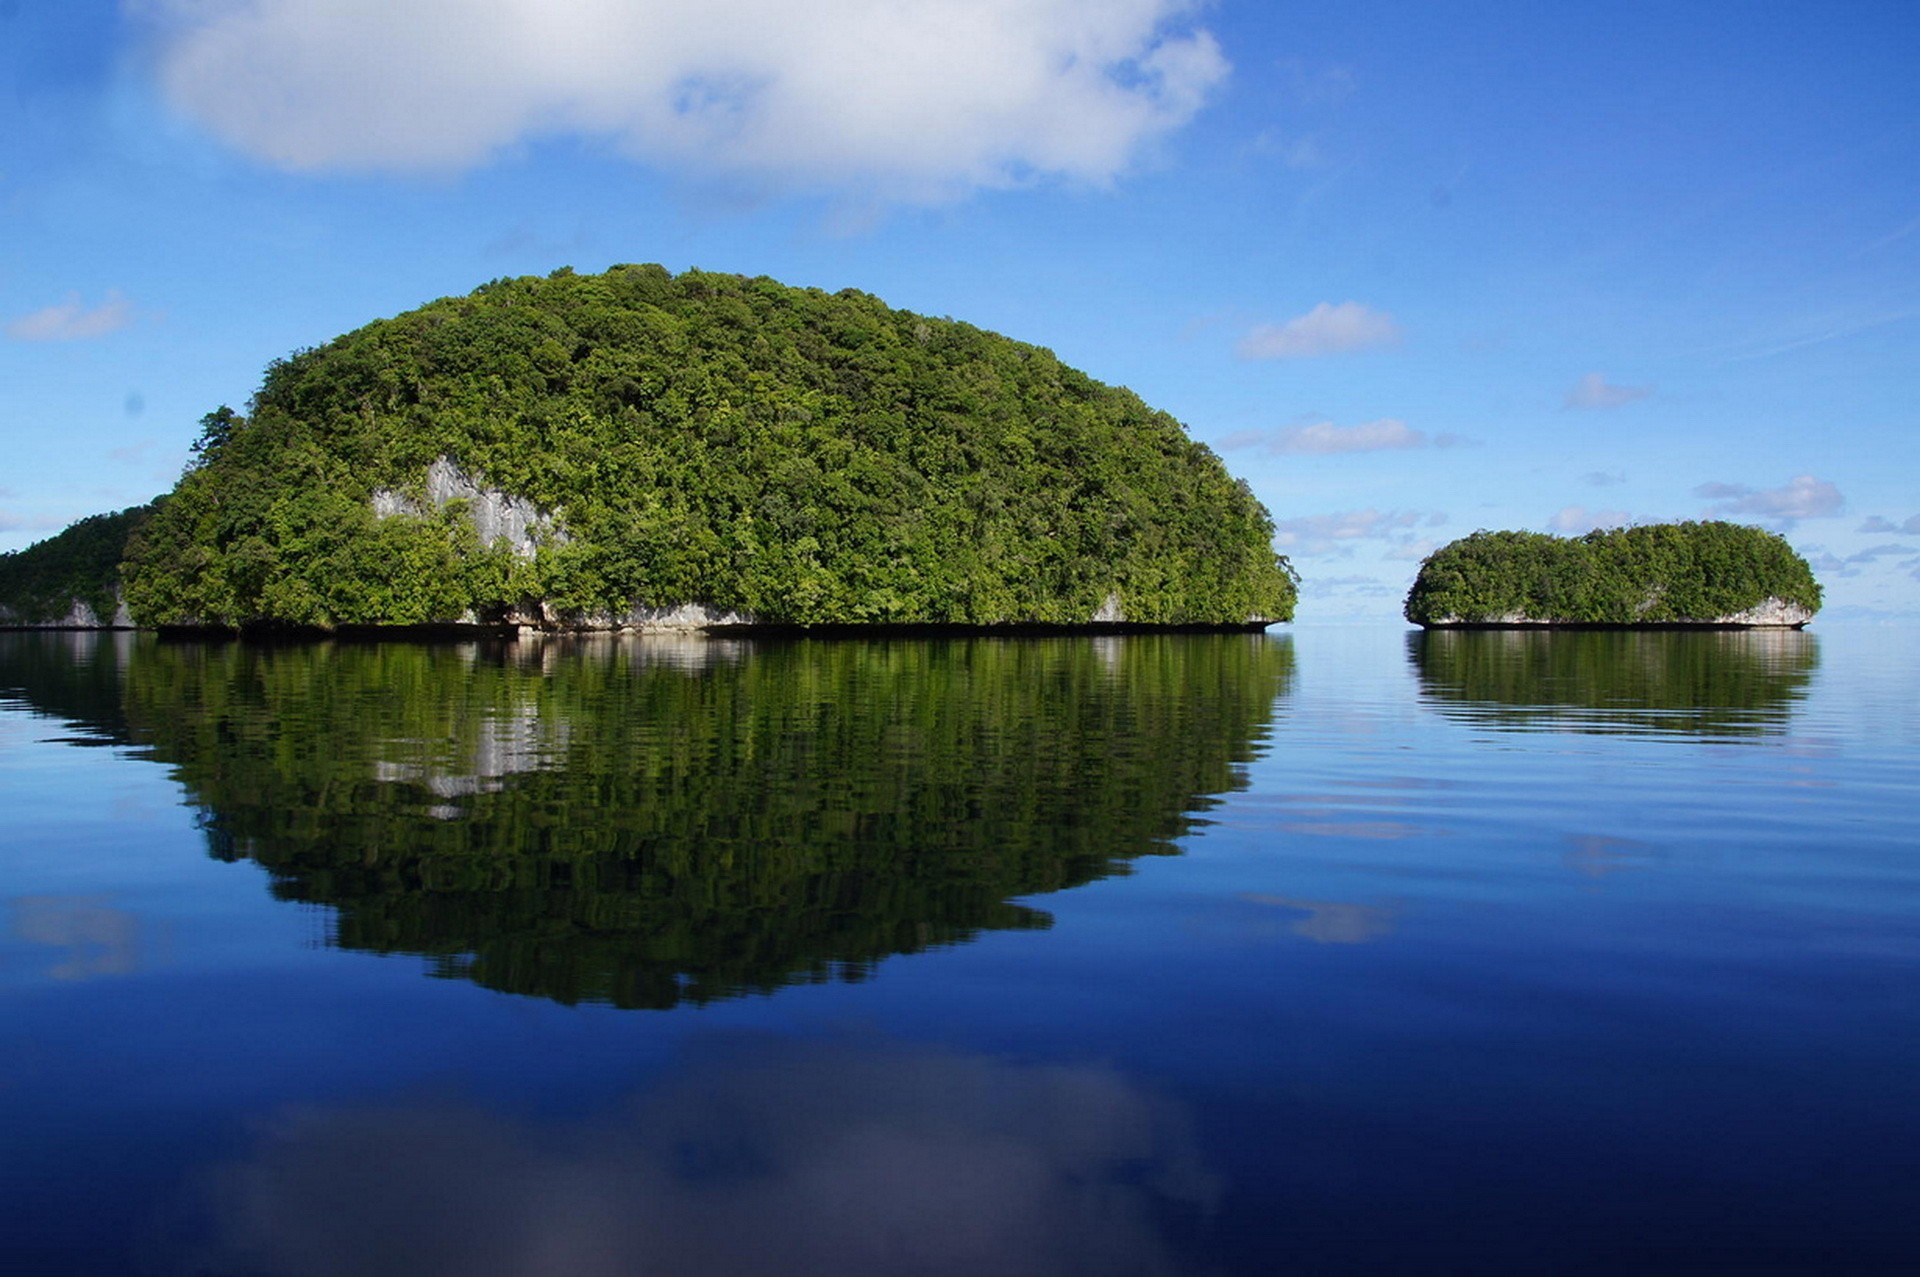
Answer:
[2,0,1916,620]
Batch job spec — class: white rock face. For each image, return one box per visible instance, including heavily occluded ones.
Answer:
[0,590,136,629]
[1717,597,1815,627]
[505,600,760,633]
[1428,596,1813,628]
[372,457,565,560]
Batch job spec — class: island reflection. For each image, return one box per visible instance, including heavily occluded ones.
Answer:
[0,631,1292,1008]
[1408,628,1817,738]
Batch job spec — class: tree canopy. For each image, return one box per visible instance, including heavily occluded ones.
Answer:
[0,504,153,625]
[118,265,1296,629]
[1404,522,1821,627]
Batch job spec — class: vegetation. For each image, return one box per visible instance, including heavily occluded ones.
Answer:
[1410,629,1817,738]
[1404,522,1820,626]
[0,631,1293,1008]
[118,265,1296,628]
[0,504,154,625]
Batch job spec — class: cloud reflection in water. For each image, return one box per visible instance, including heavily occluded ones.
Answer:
[187,1038,1219,1277]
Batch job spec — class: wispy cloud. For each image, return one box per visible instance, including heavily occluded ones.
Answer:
[1297,573,1400,598]
[1222,417,1465,455]
[1251,131,1326,169]
[1695,474,1844,525]
[1583,469,1627,487]
[1548,505,1631,534]
[143,0,1227,204]
[1707,308,1920,364]
[1564,372,1651,410]
[1858,514,1920,535]
[1236,302,1401,360]
[1803,541,1912,579]
[6,291,134,342]
[0,510,67,534]
[1273,508,1443,557]
[1275,58,1356,106]
[1855,213,1920,257]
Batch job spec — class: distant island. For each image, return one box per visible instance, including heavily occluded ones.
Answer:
[0,505,150,629]
[1,265,1297,632]
[1405,523,1821,629]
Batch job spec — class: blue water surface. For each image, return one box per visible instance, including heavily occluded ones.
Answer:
[0,624,1914,1275]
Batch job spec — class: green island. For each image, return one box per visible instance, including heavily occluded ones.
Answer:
[0,504,153,627]
[0,265,1298,631]
[1404,522,1821,629]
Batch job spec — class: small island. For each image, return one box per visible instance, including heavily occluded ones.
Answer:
[1404,522,1821,629]
[2,266,1297,633]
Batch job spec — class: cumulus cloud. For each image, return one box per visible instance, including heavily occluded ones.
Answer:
[1858,514,1920,535]
[1236,301,1401,360]
[1548,505,1631,534]
[1695,474,1844,524]
[138,0,1228,203]
[186,1036,1217,1277]
[6,291,133,341]
[1564,372,1651,410]
[1272,508,1439,557]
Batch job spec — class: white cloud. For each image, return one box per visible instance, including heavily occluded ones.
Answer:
[1224,417,1431,455]
[139,0,1228,203]
[1236,301,1401,360]
[1695,474,1844,524]
[6,291,133,342]
[1548,505,1631,533]
[1858,514,1920,535]
[1273,508,1438,557]
[1564,372,1651,410]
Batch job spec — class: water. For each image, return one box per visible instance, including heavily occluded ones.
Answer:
[0,626,1914,1274]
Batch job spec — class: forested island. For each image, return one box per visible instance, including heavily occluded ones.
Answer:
[1405,522,1821,628]
[0,504,151,628]
[1,265,1297,632]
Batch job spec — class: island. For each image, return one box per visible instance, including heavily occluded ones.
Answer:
[1404,522,1821,629]
[0,265,1297,632]
[0,505,151,629]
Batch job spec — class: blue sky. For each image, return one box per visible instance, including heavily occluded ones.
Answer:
[3,0,1916,619]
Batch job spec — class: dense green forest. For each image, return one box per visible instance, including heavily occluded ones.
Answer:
[0,504,152,624]
[0,631,1293,1008]
[1404,522,1820,627]
[111,265,1295,629]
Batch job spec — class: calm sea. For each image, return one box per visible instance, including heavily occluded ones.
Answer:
[1,625,1914,1274]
